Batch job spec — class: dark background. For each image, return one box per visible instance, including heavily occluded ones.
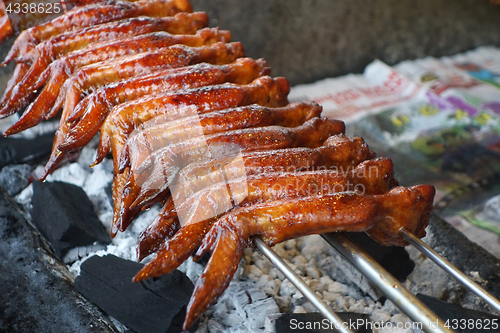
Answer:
[191,0,500,85]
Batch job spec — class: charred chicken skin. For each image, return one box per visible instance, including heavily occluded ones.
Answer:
[0,0,436,330]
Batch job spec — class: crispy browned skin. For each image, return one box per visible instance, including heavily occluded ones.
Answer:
[136,134,375,258]
[5,27,227,135]
[18,11,205,65]
[134,117,344,175]
[59,58,272,156]
[138,199,179,259]
[153,184,434,330]
[113,104,326,235]
[0,63,30,108]
[2,0,192,65]
[0,14,211,121]
[0,0,193,110]
[0,9,12,44]
[137,157,393,260]
[52,41,245,124]
[94,75,290,172]
[120,101,322,172]
[1,0,95,37]
[172,134,376,205]
[39,42,246,181]
[110,170,131,240]
[366,185,435,246]
[117,117,345,234]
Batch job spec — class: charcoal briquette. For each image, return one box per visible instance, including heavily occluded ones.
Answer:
[31,180,111,260]
[75,254,195,333]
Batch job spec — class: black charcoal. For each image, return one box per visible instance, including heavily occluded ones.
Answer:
[272,312,372,333]
[417,294,500,333]
[0,187,120,333]
[0,132,55,169]
[346,232,415,282]
[0,164,31,196]
[31,180,111,260]
[75,254,195,333]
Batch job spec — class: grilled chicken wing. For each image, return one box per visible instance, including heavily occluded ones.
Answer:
[120,101,322,173]
[169,134,376,206]
[137,157,394,260]
[39,42,246,180]
[93,75,290,171]
[115,117,345,234]
[0,13,211,121]
[156,184,434,330]
[59,58,272,156]
[0,0,193,108]
[3,0,192,65]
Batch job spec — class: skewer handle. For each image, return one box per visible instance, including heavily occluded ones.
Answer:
[400,228,500,313]
[253,237,354,333]
[322,232,455,333]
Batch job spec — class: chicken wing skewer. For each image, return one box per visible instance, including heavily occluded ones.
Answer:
[137,157,394,260]
[136,134,376,258]
[116,117,345,234]
[0,13,211,119]
[58,58,272,155]
[173,184,435,330]
[2,0,192,65]
[39,41,246,180]
[119,101,322,173]
[0,2,440,330]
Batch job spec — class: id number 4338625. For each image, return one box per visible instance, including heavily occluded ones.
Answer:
[5,2,62,14]
[445,318,498,330]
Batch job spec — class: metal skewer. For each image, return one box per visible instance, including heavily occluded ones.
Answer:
[253,237,355,333]
[400,228,500,313]
[321,232,454,333]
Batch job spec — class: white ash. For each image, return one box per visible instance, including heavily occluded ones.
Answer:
[12,151,489,333]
